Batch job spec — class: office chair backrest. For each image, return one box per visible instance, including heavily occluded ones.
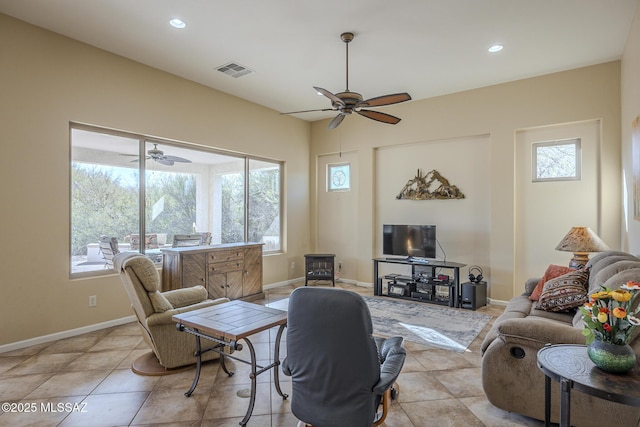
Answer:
[286,287,380,427]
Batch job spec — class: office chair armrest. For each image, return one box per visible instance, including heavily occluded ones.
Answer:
[281,357,294,376]
[162,285,209,308]
[375,336,404,361]
[372,341,406,395]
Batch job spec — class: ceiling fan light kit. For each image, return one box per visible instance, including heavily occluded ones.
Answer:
[283,32,411,129]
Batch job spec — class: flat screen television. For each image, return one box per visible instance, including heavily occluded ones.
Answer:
[383,224,437,259]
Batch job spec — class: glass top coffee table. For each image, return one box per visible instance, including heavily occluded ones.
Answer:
[173,300,288,426]
[537,344,640,427]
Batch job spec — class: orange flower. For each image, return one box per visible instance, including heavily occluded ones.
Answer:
[583,302,594,309]
[622,281,640,290]
[613,307,627,319]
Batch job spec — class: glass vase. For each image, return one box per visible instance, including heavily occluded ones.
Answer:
[587,340,636,374]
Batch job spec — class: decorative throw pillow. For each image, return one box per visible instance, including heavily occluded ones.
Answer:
[529,264,574,301]
[536,268,590,312]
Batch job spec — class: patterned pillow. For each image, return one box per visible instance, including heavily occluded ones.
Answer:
[536,268,589,312]
[529,264,574,301]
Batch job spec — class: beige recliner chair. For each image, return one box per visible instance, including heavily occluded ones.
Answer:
[114,252,229,370]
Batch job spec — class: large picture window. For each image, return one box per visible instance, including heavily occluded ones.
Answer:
[71,124,282,276]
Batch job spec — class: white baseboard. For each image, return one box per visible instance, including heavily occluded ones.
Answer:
[487,298,509,306]
[0,279,395,354]
[0,315,137,354]
[263,277,370,289]
[263,277,303,290]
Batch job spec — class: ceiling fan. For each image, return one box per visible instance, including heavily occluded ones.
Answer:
[124,144,192,166]
[282,32,412,129]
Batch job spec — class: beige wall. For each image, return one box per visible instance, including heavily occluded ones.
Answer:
[310,62,622,302]
[0,14,311,346]
[622,0,640,253]
[515,120,602,287]
[2,7,634,347]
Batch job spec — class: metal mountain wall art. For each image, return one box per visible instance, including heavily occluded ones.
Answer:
[396,169,465,200]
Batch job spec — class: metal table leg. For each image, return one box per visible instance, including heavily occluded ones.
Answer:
[184,332,202,397]
[177,322,287,426]
[273,323,288,400]
[560,377,571,427]
[239,338,258,426]
[544,374,550,427]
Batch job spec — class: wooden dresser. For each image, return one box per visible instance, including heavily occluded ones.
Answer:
[161,242,264,301]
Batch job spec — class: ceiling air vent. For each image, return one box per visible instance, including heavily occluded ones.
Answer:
[216,62,253,78]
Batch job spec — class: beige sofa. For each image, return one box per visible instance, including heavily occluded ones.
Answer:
[481,251,640,426]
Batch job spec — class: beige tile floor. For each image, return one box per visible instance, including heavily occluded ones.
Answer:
[0,282,545,426]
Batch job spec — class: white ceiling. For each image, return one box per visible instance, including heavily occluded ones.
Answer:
[1,0,637,122]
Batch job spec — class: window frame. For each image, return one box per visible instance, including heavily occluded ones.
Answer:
[327,162,351,192]
[532,138,582,183]
[69,123,283,278]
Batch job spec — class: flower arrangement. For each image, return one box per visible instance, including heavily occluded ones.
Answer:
[580,281,640,345]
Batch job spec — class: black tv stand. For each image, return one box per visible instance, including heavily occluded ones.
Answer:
[373,257,466,308]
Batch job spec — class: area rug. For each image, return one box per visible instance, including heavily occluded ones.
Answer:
[266,295,492,353]
[361,296,492,353]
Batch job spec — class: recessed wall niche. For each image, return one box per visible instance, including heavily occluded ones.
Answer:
[374,135,490,267]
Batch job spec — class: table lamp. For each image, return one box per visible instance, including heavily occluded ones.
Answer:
[555,226,610,269]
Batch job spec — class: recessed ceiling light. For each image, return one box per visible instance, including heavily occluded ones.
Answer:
[488,44,503,53]
[169,18,186,29]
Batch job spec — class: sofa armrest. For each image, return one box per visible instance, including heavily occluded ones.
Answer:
[162,286,208,308]
[146,297,230,327]
[497,317,586,348]
[173,298,229,314]
[146,309,181,327]
[523,277,540,296]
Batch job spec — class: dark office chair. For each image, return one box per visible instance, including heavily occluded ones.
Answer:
[282,287,406,427]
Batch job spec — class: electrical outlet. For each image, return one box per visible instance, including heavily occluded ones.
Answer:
[290,261,296,270]
[338,262,342,270]
[89,295,97,307]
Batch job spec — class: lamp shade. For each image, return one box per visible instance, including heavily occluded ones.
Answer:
[555,227,609,253]
[555,226,609,268]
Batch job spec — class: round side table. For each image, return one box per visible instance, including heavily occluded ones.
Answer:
[537,344,640,427]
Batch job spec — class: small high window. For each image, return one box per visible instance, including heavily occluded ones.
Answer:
[327,162,351,192]
[532,139,581,182]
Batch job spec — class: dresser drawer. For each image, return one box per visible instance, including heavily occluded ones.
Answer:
[208,250,243,263]
[208,260,243,274]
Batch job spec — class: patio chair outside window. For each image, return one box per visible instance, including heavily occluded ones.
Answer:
[98,236,120,268]
[172,232,211,247]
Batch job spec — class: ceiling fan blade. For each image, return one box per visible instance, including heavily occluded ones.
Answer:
[163,155,191,163]
[314,86,345,107]
[280,108,336,115]
[359,92,412,108]
[328,113,346,129]
[155,158,174,166]
[357,109,401,125]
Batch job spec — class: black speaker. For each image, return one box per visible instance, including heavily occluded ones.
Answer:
[461,281,487,310]
[468,265,483,283]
